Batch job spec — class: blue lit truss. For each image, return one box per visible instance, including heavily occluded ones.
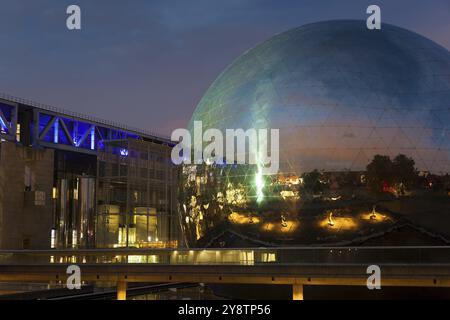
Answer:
[0,100,18,141]
[0,93,171,154]
[35,109,141,154]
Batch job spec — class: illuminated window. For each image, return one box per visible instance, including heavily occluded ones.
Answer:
[118,225,126,246]
[239,251,254,265]
[261,252,276,262]
[72,230,77,248]
[50,228,57,249]
[128,224,136,245]
[128,255,145,263]
[16,123,20,142]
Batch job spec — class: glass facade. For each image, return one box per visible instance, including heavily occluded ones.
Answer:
[96,138,179,248]
[180,20,450,247]
[52,151,97,248]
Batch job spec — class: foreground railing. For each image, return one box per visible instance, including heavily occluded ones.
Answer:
[0,92,170,141]
[0,246,450,266]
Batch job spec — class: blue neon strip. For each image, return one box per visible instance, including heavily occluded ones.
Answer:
[54,119,59,143]
[90,126,95,150]
[0,116,8,132]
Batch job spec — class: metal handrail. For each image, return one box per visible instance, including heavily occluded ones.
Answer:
[0,92,171,141]
[0,245,449,255]
[1,246,450,266]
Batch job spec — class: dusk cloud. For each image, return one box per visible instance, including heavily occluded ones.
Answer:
[0,0,448,135]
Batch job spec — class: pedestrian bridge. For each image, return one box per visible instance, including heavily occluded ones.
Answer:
[1,246,450,300]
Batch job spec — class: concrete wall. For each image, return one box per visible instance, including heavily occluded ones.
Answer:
[0,141,54,249]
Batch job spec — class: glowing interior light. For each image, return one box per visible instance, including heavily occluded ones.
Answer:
[118,225,125,246]
[53,119,59,143]
[90,126,95,150]
[120,148,129,156]
[128,225,136,245]
[16,123,20,141]
[72,230,77,247]
[50,228,56,249]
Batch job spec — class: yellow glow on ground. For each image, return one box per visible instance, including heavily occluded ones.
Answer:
[261,222,275,231]
[319,217,358,231]
[360,212,389,222]
[280,190,300,200]
[228,212,260,225]
[261,220,299,233]
[280,220,300,233]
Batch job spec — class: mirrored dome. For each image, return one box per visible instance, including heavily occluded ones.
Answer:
[191,19,450,174]
[181,20,450,247]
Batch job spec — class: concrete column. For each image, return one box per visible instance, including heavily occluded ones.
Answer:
[117,281,127,300]
[292,284,304,300]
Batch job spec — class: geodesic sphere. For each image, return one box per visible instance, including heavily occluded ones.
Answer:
[190,20,450,175]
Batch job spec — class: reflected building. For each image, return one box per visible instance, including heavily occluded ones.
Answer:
[180,20,450,247]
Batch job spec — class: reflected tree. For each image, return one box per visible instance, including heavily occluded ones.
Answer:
[366,154,418,193]
[392,154,418,189]
[366,155,394,193]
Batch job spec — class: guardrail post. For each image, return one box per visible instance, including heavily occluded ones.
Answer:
[117,281,127,300]
[292,284,304,300]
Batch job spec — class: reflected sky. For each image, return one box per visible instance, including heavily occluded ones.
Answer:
[0,0,449,135]
[191,20,450,174]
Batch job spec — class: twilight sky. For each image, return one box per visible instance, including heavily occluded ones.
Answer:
[0,0,449,136]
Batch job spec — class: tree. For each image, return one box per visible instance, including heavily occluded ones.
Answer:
[302,169,324,193]
[366,154,418,193]
[366,155,394,193]
[392,154,418,188]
